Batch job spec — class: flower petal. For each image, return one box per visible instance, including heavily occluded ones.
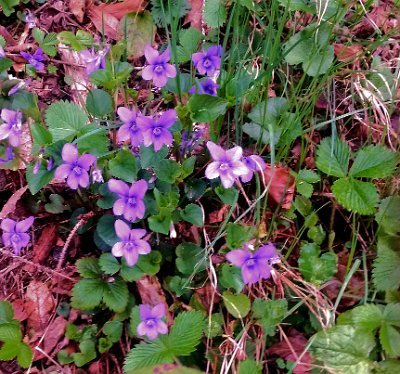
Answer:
[66,174,79,190]
[114,219,131,241]
[242,265,260,284]
[144,45,159,65]
[156,320,168,335]
[140,304,152,320]
[151,303,165,319]
[108,179,129,196]
[136,239,151,255]
[113,199,126,216]
[112,242,124,257]
[231,161,250,176]
[207,141,226,161]
[124,249,139,267]
[15,216,34,233]
[255,244,277,260]
[77,154,96,170]
[142,65,154,81]
[205,162,220,180]
[117,124,131,143]
[226,146,243,162]
[77,171,90,188]
[159,47,171,63]
[0,124,11,140]
[152,73,168,88]
[117,107,135,123]
[1,218,16,233]
[61,144,79,164]
[55,164,72,180]
[220,173,236,188]
[158,109,177,128]
[164,63,176,78]
[129,228,147,240]
[130,179,148,199]
[226,249,250,267]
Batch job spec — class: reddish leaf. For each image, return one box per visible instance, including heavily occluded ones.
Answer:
[185,0,203,30]
[69,0,86,23]
[334,44,363,63]
[0,185,28,219]
[43,316,67,356]
[263,164,295,209]
[32,224,58,264]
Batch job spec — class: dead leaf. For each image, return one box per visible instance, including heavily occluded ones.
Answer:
[32,224,58,264]
[43,316,67,356]
[0,185,28,219]
[184,0,203,30]
[263,164,295,209]
[11,299,28,321]
[25,281,55,340]
[208,205,229,224]
[69,0,86,23]
[334,43,363,62]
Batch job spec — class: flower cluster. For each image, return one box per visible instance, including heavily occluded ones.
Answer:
[1,217,34,255]
[137,303,168,340]
[20,48,46,72]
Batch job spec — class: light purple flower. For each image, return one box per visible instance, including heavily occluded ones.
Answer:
[54,144,96,190]
[192,45,223,77]
[226,244,277,284]
[112,220,151,266]
[189,79,219,96]
[0,46,5,58]
[92,168,103,183]
[0,147,14,164]
[117,107,143,147]
[47,157,54,171]
[137,109,176,151]
[137,303,168,340]
[205,141,249,188]
[241,155,266,183]
[1,216,34,255]
[79,47,109,75]
[20,48,46,72]
[8,79,31,96]
[142,45,177,88]
[24,12,37,28]
[0,109,23,147]
[108,179,148,222]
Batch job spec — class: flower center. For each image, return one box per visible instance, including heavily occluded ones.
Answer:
[11,120,22,132]
[153,127,162,136]
[203,58,211,68]
[123,242,135,252]
[129,120,137,131]
[11,234,20,243]
[73,166,82,175]
[154,65,164,73]
[127,196,137,205]
[246,258,256,267]
[219,162,230,171]
[146,319,156,328]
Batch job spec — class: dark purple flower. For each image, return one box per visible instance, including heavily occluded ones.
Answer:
[1,216,34,255]
[142,45,177,88]
[79,47,109,75]
[33,160,41,174]
[137,110,176,151]
[240,155,266,183]
[108,179,148,222]
[137,303,168,340]
[0,109,23,147]
[192,45,223,77]
[226,243,277,284]
[54,144,96,190]
[47,157,54,171]
[189,79,219,96]
[20,48,46,72]
[8,79,31,96]
[117,107,143,147]
[179,129,204,156]
[112,220,151,266]
[0,147,14,164]
[205,141,249,188]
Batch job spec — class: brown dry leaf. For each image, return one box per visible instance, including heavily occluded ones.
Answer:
[263,164,295,209]
[32,224,58,264]
[11,299,28,321]
[43,316,67,356]
[0,185,28,219]
[25,281,55,340]
[334,43,363,63]
[208,205,229,224]
[185,0,203,30]
[69,0,86,23]
[267,329,312,373]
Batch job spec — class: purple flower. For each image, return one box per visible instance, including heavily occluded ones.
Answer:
[142,45,177,88]
[8,79,31,96]
[226,244,277,284]
[116,107,143,147]
[1,216,34,255]
[189,79,219,96]
[92,167,103,183]
[54,144,96,190]
[47,157,54,171]
[112,220,151,266]
[205,141,249,188]
[241,155,266,183]
[20,48,46,72]
[0,46,5,58]
[79,47,109,75]
[108,179,148,222]
[137,303,168,340]
[192,45,223,77]
[137,110,176,151]
[0,109,23,147]
[24,12,37,28]
[179,129,204,156]
[0,147,14,164]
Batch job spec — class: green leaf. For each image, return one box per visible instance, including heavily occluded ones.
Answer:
[248,98,289,126]
[180,204,203,227]
[0,301,14,322]
[76,127,109,156]
[140,145,168,168]
[0,340,19,360]
[119,11,155,59]
[16,342,33,369]
[297,169,320,183]
[71,279,106,310]
[136,251,162,276]
[252,299,288,336]
[96,215,119,246]
[223,291,251,318]
[242,122,270,144]
[332,178,379,215]
[0,57,14,72]
[32,28,45,43]
[238,359,262,374]
[383,304,400,327]
[98,336,113,353]
[76,258,102,278]
[0,322,22,342]
[109,150,138,182]
[188,94,228,122]
[26,163,54,195]
[103,278,129,312]
[0,0,19,16]
[337,304,383,331]
[215,186,238,205]
[203,0,227,28]
[175,28,202,63]
[181,156,196,178]
[349,145,398,178]
[45,100,89,141]
[72,340,97,367]
[154,159,181,183]
[97,183,117,209]
[31,123,52,145]
[148,207,173,235]
[380,323,400,357]
[298,243,337,284]
[176,243,206,275]
[376,196,400,236]
[302,45,334,77]
[103,320,123,343]
[219,263,244,293]
[373,240,400,291]
[99,253,121,275]
[86,89,113,117]
[316,137,350,177]
[45,193,68,214]
[307,224,326,245]
[310,326,375,373]
[226,223,254,250]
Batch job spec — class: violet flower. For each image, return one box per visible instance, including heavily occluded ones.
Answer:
[116,107,143,147]
[0,147,14,164]
[20,48,46,72]
[54,144,96,190]
[137,303,168,340]
[92,168,103,183]
[0,109,23,147]
[112,219,151,266]
[0,46,5,58]
[226,243,277,285]
[241,155,266,183]
[1,216,34,255]
[137,109,176,151]
[192,45,223,77]
[79,47,109,75]
[142,45,177,88]
[8,79,31,96]
[205,141,249,188]
[108,179,148,222]
[189,79,219,96]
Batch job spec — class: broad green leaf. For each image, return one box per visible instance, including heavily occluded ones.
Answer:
[109,150,138,182]
[176,243,206,275]
[97,183,117,209]
[98,336,113,353]
[154,159,181,183]
[242,122,270,144]
[316,137,350,177]
[103,320,123,343]
[332,178,379,215]
[168,276,192,298]
[380,323,400,357]
[136,251,162,275]
[297,169,320,183]
[188,94,228,122]
[307,224,326,245]
[148,207,173,235]
[76,258,102,278]
[26,163,54,195]
[176,27,202,63]
[86,89,113,117]
[373,240,400,291]
[99,253,121,275]
[0,301,14,322]
[71,279,106,310]
[31,123,52,145]
[303,45,334,77]
[219,263,244,293]
[375,196,400,236]
[226,223,254,250]
[16,342,33,369]
[96,215,119,246]
[379,360,400,372]
[215,186,238,205]
[223,291,251,318]
[337,304,383,331]
[0,0,19,16]
[238,359,262,374]
[180,204,203,227]
[181,156,196,178]
[72,340,97,367]
[204,314,223,338]
[0,323,21,342]
[298,243,337,284]
[103,278,129,312]
[45,100,89,141]
[140,145,168,168]
[203,0,227,28]
[0,340,19,360]
[248,98,289,126]
[349,145,398,178]
[383,304,400,327]
[77,127,109,156]
[45,194,68,214]
[252,299,288,336]
[0,57,14,72]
